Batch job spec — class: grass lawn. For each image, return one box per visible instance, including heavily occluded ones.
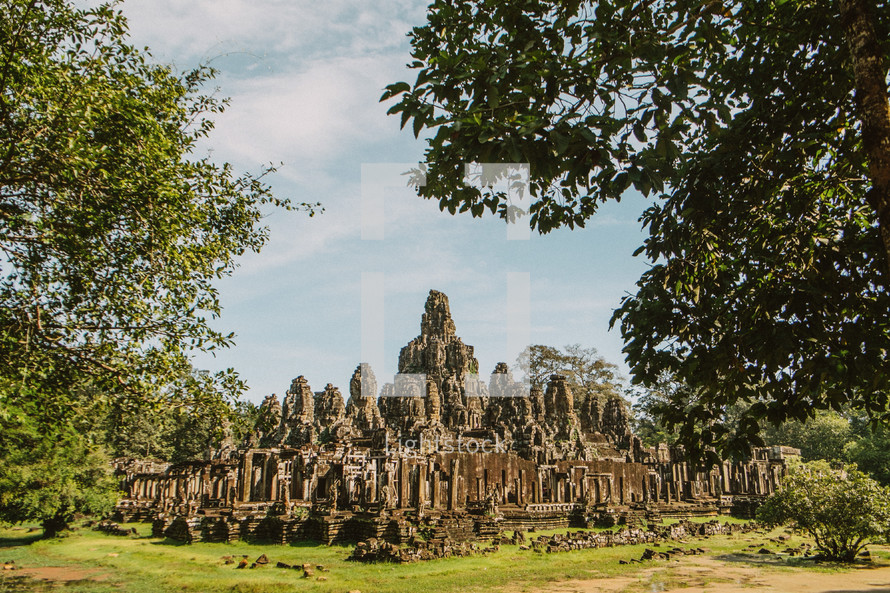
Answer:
[1,520,886,593]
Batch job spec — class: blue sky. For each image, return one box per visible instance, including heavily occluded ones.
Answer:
[117,0,653,402]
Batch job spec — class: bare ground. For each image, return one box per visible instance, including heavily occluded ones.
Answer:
[510,554,890,593]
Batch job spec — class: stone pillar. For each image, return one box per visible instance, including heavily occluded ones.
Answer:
[268,458,279,501]
[241,453,253,502]
[301,468,310,501]
[449,458,460,510]
[417,463,427,510]
[399,458,409,508]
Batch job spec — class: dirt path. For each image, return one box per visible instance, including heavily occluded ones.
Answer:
[6,565,109,583]
[513,554,890,593]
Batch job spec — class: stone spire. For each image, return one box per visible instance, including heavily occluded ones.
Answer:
[544,374,581,440]
[284,376,314,424]
[397,290,479,379]
[420,289,457,342]
[346,364,383,432]
[314,383,346,427]
[252,394,283,448]
[280,376,316,446]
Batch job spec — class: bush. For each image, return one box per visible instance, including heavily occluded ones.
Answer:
[757,460,890,562]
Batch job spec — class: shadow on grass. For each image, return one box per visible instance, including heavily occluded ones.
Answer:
[0,531,43,548]
[716,552,886,571]
[289,539,355,550]
[0,574,49,592]
[149,537,190,547]
[822,590,890,593]
[147,536,354,552]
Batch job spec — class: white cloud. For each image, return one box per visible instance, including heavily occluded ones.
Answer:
[120,0,426,64]
[99,0,650,401]
[200,54,412,175]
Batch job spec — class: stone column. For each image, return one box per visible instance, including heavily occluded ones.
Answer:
[399,458,409,508]
[449,458,460,510]
[518,470,526,505]
[241,453,253,502]
[417,463,427,510]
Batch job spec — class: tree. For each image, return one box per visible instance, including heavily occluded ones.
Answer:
[384,0,890,458]
[757,460,890,562]
[628,373,687,447]
[844,422,890,486]
[101,368,243,463]
[517,343,626,403]
[1,0,320,407]
[0,401,119,537]
[103,397,175,461]
[0,0,316,532]
[761,411,854,463]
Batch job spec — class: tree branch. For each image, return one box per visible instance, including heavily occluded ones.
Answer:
[840,0,890,268]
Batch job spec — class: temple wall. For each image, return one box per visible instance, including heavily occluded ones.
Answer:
[113,445,792,519]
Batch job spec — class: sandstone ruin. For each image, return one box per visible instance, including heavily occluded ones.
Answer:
[113,290,797,545]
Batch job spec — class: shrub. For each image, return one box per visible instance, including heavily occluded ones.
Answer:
[757,460,890,562]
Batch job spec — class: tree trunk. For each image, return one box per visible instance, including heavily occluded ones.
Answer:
[41,515,69,538]
[840,0,890,268]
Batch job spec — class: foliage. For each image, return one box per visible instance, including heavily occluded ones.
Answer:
[517,343,625,401]
[634,381,874,467]
[385,0,890,460]
[0,0,317,418]
[0,404,119,537]
[844,422,890,486]
[0,0,317,530]
[103,398,174,460]
[628,374,687,447]
[761,411,854,463]
[102,368,252,462]
[757,460,890,562]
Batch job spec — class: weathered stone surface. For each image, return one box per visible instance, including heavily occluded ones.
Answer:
[346,364,383,433]
[315,384,346,430]
[281,376,316,446]
[112,289,799,551]
[92,520,137,537]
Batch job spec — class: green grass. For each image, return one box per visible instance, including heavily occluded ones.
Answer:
[656,514,752,526]
[0,520,886,593]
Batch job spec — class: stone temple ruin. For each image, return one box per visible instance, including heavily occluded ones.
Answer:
[113,290,798,545]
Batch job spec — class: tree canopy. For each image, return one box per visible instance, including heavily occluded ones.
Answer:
[517,343,626,404]
[384,0,890,459]
[0,407,118,537]
[0,0,314,531]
